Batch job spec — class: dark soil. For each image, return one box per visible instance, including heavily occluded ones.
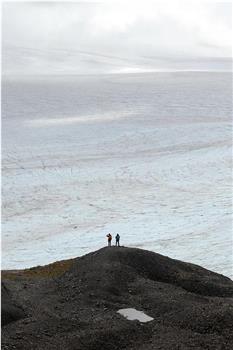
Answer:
[2,246,233,349]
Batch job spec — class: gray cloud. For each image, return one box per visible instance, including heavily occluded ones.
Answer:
[2,1,232,75]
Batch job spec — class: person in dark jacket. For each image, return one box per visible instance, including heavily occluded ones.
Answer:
[115,233,120,247]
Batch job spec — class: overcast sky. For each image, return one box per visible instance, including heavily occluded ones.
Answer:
[2,1,232,75]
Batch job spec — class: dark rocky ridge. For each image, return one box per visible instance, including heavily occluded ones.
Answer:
[2,246,233,349]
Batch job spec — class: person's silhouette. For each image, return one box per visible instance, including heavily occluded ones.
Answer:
[115,233,120,246]
[106,233,112,246]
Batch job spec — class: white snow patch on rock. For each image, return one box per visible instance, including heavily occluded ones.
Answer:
[117,308,154,323]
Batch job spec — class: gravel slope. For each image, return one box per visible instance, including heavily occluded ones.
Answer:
[2,246,233,349]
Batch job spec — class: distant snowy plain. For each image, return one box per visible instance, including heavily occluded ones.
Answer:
[2,72,232,278]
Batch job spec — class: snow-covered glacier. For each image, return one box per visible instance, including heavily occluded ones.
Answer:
[2,72,232,277]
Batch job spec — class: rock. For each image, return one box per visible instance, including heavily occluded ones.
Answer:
[1,247,233,349]
[1,282,26,327]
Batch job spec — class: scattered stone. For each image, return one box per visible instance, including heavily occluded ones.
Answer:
[2,247,233,349]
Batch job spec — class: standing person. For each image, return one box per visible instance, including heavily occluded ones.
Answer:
[106,233,112,247]
[115,233,120,247]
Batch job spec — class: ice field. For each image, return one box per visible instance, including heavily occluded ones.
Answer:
[2,72,232,277]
